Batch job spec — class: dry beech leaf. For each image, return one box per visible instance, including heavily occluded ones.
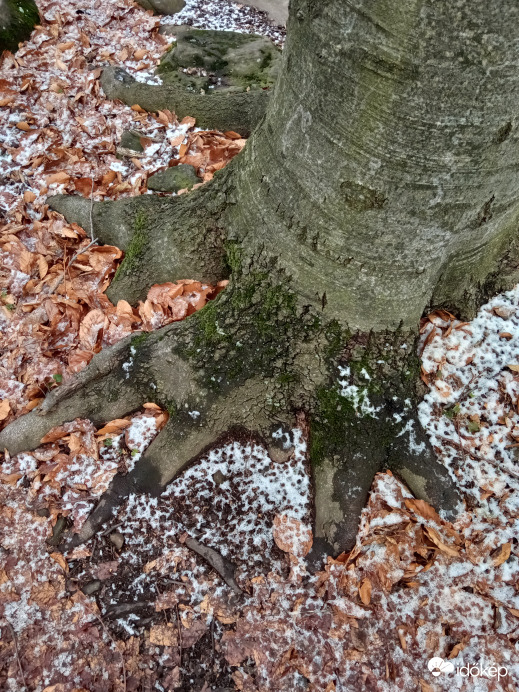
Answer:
[96,419,131,435]
[358,578,372,606]
[507,364,519,372]
[0,399,11,421]
[272,515,313,557]
[46,171,70,186]
[404,498,442,523]
[492,542,512,567]
[16,121,31,131]
[149,623,178,647]
[49,552,68,572]
[423,526,459,557]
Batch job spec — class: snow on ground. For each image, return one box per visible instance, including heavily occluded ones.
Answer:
[165,0,285,44]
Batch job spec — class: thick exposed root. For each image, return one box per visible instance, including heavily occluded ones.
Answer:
[387,416,462,520]
[101,67,270,136]
[49,179,231,304]
[309,405,462,567]
[0,336,143,456]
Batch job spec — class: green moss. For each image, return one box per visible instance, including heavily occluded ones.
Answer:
[310,386,356,466]
[178,270,318,392]
[114,210,148,281]
[131,331,150,348]
[225,241,243,274]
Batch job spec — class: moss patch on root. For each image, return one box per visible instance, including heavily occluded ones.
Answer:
[113,210,149,282]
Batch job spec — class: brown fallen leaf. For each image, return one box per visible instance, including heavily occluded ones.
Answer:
[358,578,372,606]
[149,623,178,646]
[0,399,10,421]
[272,514,313,557]
[404,498,442,523]
[492,542,512,567]
[423,526,459,557]
[49,552,68,572]
[46,171,70,186]
[96,419,131,435]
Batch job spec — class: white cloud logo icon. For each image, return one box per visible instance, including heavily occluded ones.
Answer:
[428,657,455,677]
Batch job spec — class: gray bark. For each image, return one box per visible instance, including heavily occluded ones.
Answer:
[228,0,519,330]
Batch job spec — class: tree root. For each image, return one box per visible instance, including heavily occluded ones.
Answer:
[49,181,231,305]
[0,264,462,569]
[100,67,270,137]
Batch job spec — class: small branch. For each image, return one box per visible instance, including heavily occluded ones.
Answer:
[5,621,26,691]
[184,537,243,596]
[89,178,95,242]
[436,435,519,480]
[175,603,182,668]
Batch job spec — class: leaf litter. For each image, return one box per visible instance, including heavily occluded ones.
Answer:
[1,0,519,690]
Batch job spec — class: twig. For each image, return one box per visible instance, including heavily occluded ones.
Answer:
[89,178,95,241]
[437,434,519,479]
[5,621,26,691]
[184,536,243,595]
[175,603,182,668]
[56,237,99,295]
[100,521,124,537]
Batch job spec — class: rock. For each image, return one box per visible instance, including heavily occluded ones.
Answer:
[81,579,101,596]
[212,470,228,486]
[120,129,146,153]
[109,531,124,550]
[158,25,281,94]
[147,164,199,193]
[0,0,40,53]
[135,0,185,15]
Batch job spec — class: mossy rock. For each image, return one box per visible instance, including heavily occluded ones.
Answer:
[0,0,39,53]
[120,130,146,153]
[135,0,186,15]
[147,164,199,192]
[157,25,281,94]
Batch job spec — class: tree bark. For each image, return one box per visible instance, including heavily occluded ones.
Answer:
[3,0,519,563]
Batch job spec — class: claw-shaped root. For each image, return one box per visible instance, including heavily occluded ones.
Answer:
[101,66,270,137]
[0,337,143,456]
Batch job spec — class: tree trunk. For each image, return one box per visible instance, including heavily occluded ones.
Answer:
[3,0,519,563]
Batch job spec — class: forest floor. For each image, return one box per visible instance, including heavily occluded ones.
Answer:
[0,1,518,691]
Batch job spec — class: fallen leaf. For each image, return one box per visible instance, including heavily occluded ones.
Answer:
[272,515,313,557]
[358,578,372,606]
[149,623,178,646]
[423,526,459,557]
[404,498,442,523]
[492,542,512,567]
[0,399,10,421]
